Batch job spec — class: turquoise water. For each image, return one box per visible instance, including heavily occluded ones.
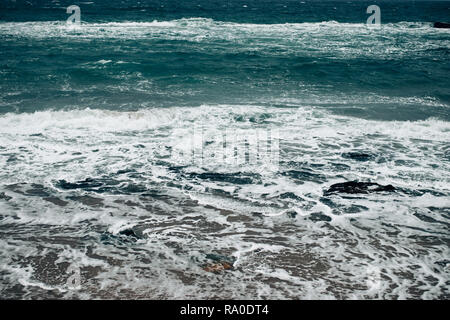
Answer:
[0,0,449,299]
[1,1,450,120]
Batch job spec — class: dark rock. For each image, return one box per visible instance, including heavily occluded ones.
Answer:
[0,192,12,201]
[120,183,147,193]
[7,156,18,163]
[118,228,141,239]
[286,211,298,219]
[56,178,103,190]
[435,260,449,268]
[203,262,233,273]
[434,22,450,28]
[25,184,50,197]
[205,253,235,264]
[341,152,373,161]
[190,172,258,185]
[100,228,142,245]
[308,212,332,222]
[116,168,136,175]
[325,181,396,195]
[279,192,303,201]
[202,254,236,273]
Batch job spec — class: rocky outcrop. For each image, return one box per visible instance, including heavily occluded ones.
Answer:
[341,152,374,162]
[434,22,450,28]
[325,181,396,195]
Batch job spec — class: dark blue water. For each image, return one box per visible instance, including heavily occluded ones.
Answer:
[0,1,449,299]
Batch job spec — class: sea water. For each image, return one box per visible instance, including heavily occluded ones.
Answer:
[0,0,449,299]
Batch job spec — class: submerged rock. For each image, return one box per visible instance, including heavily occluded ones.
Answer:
[325,181,396,195]
[434,22,450,28]
[341,152,373,162]
[118,228,141,240]
[308,212,332,222]
[202,254,236,273]
[202,261,234,273]
[56,178,103,190]
[43,197,68,207]
[100,228,142,245]
[0,192,12,201]
[286,210,298,219]
[189,172,258,185]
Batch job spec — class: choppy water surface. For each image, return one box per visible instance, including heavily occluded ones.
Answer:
[0,1,449,299]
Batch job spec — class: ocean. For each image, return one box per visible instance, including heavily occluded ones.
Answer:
[0,0,449,299]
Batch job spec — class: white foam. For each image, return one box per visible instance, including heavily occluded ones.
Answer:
[0,19,444,62]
